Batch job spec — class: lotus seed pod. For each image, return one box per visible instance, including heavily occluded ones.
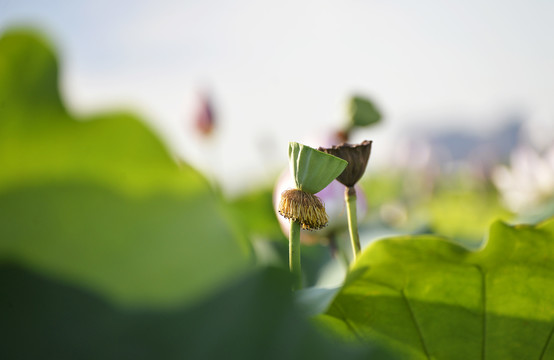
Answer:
[319,140,372,187]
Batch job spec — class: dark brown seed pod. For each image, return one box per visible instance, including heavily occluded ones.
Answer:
[318,140,372,187]
[278,189,328,230]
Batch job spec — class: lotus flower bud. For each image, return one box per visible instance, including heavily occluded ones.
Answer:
[193,92,215,136]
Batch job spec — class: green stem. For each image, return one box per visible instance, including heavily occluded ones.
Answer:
[345,186,361,260]
[289,220,302,290]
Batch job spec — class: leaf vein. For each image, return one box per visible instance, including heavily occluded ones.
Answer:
[539,324,554,360]
[332,302,365,343]
[401,289,431,359]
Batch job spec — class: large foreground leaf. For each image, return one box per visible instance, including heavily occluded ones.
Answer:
[325,218,554,359]
[0,264,392,360]
[0,29,250,306]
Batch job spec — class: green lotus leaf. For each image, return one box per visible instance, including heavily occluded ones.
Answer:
[288,142,348,194]
[0,28,251,307]
[0,265,393,360]
[324,217,554,359]
[348,95,381,128]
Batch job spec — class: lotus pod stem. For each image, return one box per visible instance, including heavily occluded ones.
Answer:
[345,186,361,259]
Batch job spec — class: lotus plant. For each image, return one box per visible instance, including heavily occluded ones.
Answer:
[319,140,372,260]
[274,173,368,246]
[278,142,347,290]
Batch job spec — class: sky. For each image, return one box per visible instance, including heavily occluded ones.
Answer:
[1,0,553,193]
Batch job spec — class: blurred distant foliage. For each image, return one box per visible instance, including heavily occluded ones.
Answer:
[427,189,511,248]
[348,95,382,128]
[360,170,514,247]
[230,187,285,242]
[2,27,554,360]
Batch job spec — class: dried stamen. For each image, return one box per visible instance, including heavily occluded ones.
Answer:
[278,189,328,230]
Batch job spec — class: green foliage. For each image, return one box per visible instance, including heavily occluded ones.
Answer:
[0,28,397,359]
[0,264,390,360]
[0,30,207,197]
[4,26,554,360]
[325,218,554,359]
[0,29,251,307]
[230,186,285,241]
[288,142,348,194]
[427,189,512,248]
[348,95,382,128]
[360,172,405,206]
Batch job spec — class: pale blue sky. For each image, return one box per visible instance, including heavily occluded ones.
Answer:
[1,0,553,192]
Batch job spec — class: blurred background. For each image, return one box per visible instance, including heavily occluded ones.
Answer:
[1,1,554,358]
[2,0,553,192]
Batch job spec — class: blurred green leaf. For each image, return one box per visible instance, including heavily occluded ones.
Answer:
[348,95,382,128]
[0,264,393,360]
[324,218,554,359]
[427,190,512,248]
[230,186,285,241]
[360,171,406,208]
[0,30,208,196]
[0,29,251,306]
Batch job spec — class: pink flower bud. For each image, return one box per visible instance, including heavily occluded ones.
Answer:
[193,93,215,136]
